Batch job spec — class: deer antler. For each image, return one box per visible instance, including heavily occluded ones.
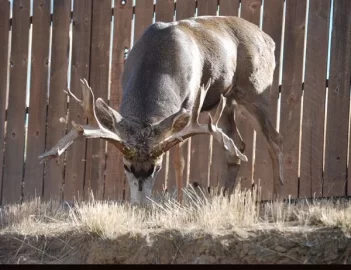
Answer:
[151,79,248,162]
[38,79,133,163]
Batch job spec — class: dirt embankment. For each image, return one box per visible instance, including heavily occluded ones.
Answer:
[1,228,350,264]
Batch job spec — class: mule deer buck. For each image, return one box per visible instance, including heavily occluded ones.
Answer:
[39,16,284,204]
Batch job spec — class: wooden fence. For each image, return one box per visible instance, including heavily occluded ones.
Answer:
[0,0,351,205]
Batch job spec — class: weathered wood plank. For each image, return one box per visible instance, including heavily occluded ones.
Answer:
[156,0,174,22]
[0,0,10,204]
[280,0,307,198]
[300,0,330,198]
[84,0,111,201]
[2,0,30,204]
[236,0,261,192]
[176,0,195,20]
[189,0,217,190]
[104,0,133,201]
[325,0,351,197]
[197,0,218,16]
[43,0,71,201]
[254,0,284,200]
[63,0,92,202]
[219,0,239,16]
[134,0,154,42]
[23,0,51,201]
[240,0,261,24]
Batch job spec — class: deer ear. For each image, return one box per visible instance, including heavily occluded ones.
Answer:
[95,98,127,137]
[171,110,191,132]
[154,108,190,141]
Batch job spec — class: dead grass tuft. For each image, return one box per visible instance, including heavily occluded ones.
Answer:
[0,185,350,239]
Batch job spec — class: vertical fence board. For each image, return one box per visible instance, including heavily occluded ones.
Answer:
[63,0,92,202]
[254,0,283,200]
[325,0,351,197]
[2,0,30,204]
[134,0,154,42]
[174,0,196,190]
[219,0,239,16]
[156,0,174,22]
[104,0,133,201]
[189,0,217,190]
[84,0,111,200]
[0,0,10,203]
[240,0,261,23]
[236,0,261,192]
[154,0,176,193]
[176,0,195,19]
[197,0,218,15]
[280,0,306,198]
[300,0,330,198]
[44,0,71,201]
[23,0,51,201]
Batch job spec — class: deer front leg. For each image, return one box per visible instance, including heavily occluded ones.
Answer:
[214,104,246,196]
[174,143,185,204]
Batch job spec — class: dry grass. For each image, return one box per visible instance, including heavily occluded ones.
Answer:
[0,185,350,239]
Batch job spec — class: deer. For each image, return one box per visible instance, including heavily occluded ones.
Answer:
[39,16,284,205]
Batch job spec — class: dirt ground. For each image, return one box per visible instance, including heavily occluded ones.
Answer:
[0,227,350,264]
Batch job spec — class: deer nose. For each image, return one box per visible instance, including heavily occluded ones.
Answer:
[138,179,143,192]
[132,166,155,178]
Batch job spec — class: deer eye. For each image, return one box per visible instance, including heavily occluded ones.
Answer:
[124,164,131,173]
[155,165,161,172]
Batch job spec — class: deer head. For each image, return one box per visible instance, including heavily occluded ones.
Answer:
[39,78,247,204]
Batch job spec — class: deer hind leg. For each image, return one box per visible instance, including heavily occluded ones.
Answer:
[236,93,284,200]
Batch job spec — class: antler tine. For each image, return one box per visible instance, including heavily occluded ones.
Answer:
[212,94,226,128]
[63,79,96,124]
[152,79,247,162]
[192,78,212,124]
[39,78,132,163]
[64,88,82,104]
[38,129,81,163]
[80,78,96,125]
[207,118,248,162]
